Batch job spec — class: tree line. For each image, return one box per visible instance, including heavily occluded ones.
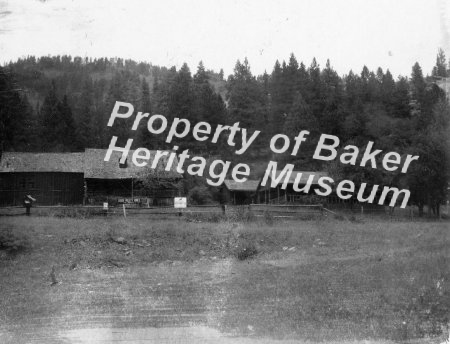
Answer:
[0,50,449,215]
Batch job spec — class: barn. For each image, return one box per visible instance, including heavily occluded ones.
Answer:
[0,149,183,206]
[0,152,85,206]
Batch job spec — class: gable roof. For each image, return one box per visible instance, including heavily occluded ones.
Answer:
[261,171,329,187]
[84,149,181,179]
[0,152,84,173]
[0,150,182,180]
[281,171,329,184]
[223,179,260,192]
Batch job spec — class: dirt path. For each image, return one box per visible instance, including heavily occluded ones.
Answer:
[1,218,449,344]
[0,256,446,344]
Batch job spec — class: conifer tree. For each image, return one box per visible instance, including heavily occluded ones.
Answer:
[432,48,448,78]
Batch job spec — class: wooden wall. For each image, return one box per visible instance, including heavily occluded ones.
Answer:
[0,172,84,206]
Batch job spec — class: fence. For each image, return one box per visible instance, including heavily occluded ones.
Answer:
[0,203,446,220]
[324,203,450,220]
[0,203,324,219]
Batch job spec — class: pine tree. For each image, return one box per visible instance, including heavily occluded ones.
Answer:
[306,58,323,117]
[76,78,94,149]
[407,99,450,216]
[320,59,344,135]
[392,76,411,118]
[284,92,318,136]
[0,67,33,151]
[141,79,151,113]
[57,95,76,150]
[39,81,61,150]
[432,48,448,78]
[227,58,265,128]
[226,58,266,151]
[39,83,76,151]
[269,60,285,134]
[381,69,395,111]
[193,61,208,85]
[410,62,426,105]
[283,92,319,166]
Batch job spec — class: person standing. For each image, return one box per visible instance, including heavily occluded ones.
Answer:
[23,195,36,216]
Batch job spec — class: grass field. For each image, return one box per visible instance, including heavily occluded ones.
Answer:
[0,215,449,343]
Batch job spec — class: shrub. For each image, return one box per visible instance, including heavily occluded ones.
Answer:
[235,240,258,260]
[188,186,214,205]
[0,228,30,254]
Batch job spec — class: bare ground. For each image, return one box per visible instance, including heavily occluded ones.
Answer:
[0,216,449,343]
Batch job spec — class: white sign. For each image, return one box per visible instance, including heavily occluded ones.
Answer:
[103,202,108,210]
[174,197,187,208]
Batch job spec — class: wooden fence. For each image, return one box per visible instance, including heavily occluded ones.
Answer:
[1,203,442,220]
[0,203,324,218]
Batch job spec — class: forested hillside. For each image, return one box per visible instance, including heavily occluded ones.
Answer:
[0,51,449,214]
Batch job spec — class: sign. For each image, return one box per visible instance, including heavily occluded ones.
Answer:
[174,197,187,208]
[103,202,108,210]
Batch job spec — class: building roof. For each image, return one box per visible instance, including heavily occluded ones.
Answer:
[0,152,84,173]
[260,171,329,188]
[281,171,329,184]
[223,179,260,192]
[84,149,181,180]
[0,150,182,180]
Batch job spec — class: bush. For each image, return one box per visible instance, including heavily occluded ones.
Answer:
[188,186,214,205]
[0,228,30,254]
[235,241,258,260]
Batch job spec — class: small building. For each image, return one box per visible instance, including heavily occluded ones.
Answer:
[84,149,182,206]
[221,179,260,205]
[0,152,85,206]
[258,170,329,204]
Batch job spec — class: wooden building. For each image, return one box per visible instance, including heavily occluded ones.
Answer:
[221,179,260,205]
[84,149,182,205]
[258,170,329,204]
[0,149,183,206]
[83,149,182,206]
[0,152,84,206]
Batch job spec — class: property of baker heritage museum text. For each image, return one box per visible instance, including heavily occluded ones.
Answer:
[104,101,419,209]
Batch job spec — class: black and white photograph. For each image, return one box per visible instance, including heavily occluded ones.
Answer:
[0,0,449,343]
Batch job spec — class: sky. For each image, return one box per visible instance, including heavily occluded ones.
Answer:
[0,0,449,78]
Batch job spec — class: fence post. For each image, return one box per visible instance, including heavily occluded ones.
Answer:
[122,204,127,218]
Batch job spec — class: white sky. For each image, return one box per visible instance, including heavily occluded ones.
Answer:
[0,0,449,78]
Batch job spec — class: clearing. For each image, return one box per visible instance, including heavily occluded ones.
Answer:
[0,215,449,343]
